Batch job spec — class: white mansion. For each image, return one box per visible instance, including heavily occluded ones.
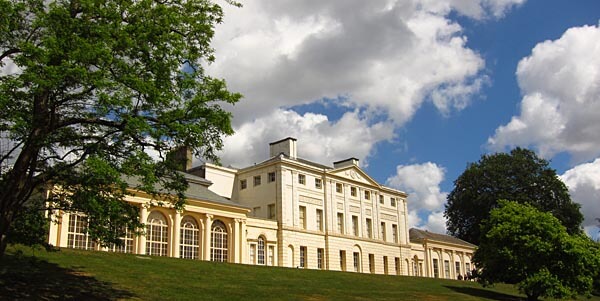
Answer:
[47,137,475,279]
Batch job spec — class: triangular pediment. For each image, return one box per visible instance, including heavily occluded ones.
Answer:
[327,165,380,187]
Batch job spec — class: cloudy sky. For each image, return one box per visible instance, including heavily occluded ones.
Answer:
[205,0,600,239]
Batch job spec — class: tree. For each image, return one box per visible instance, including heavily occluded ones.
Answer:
[444,148,583,245]
[474,200,600,301]
[0,0,241,257]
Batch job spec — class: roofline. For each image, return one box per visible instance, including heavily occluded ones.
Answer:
[269,137,297,145]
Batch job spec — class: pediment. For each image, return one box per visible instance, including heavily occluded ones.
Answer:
[327,166,380,187]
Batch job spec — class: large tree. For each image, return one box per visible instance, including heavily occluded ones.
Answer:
[0,0,241,256]
[474,200,600,301]
[444,148,583,245]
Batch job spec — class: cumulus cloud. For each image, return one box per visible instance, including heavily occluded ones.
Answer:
[214,109,395,168]
[488,24,600,162]
[386,162,449,233]
[560,158,600,240]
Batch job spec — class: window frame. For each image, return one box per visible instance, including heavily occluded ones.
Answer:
[298,174,306,185]
[268,172,276,183]
[253,175,261,186]
[240,179,247,190]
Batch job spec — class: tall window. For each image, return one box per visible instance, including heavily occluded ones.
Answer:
[369,254,375,273]
[392,224,398,243]
[455,261,461,277]
[211,220,228,262]
[444,260,450,278]
[110,227,133,253]
[316,209,323,231]
[317,248,324,269]
[67,213,94,250]
[250,244,256,264]
[391,197,396,207]
[383,256,389,274]
[268,246,275,266]
[366,218,372,238]
[298,174,306,185]
[180,216,199,259]
[315,178,322,189]
[240,179,247,190]
[350,187,357,197]
[353,252,360,272]
[253,175,261,186]
[340,250,347,271]
[433,259,439,278]
[379,195,384,204]
[268,172,276,182]
[352,216,359,236]
[395,257,401,275]
[146,211,168,256]
[466,262,471,273]
[299,206,306,229]
[300,246,307,268]
[268,204,276,219]
[337,213,344,234]
[336,183,343,193]
[258,236,266,265]
[364,190,370,200]
[380,222,386,241]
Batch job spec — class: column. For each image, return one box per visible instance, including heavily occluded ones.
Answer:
[233,219,242,263]
[173,211,181,258]
[203,214,213,261]
[138,205,148,255]
[240,219,247,264]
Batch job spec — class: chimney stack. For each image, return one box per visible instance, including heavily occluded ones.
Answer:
[269,137,297,159]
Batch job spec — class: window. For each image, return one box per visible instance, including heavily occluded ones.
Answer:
[268,204,276,219]
[299,206,306,229]
[337,213,344,234]
[395,257,401,275]
[392,224,398,243]
[391,197,396,207]
[419,263,423,276]
[350,187,357,197]
[336,183,343,193]
[366,218,372,238]
[258,236,265,265]
[455,261,461,278]
[352,216,359,236]
[211,220,228,262]
[317,248,324,269]
[364,190,370,200]
[253,206,261,217]
[268,246,275,266]
[110,227,133,253]
[379,195,384,204]
[466,262,471,274]
[433,259,439,278]
[268,172,276,183]
[67,213,94,250]
[353,252,360,272]
[300,246,307,268]
[340,250,347,271]
[180,216,199,259]
[146,211,168,256]
[298,174,306,185]
[380,222,386,241]
[240,179,247,190]
[413,261,418,276]
[253,175,261,186]
[315,178,322,189]
[250,244,256,264]
[316,209,323,231]
[369,254,375,273]
[383,256,389,275]
[444,260,450,278]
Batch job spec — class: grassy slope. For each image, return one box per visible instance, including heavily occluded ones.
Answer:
[1,245,598,301]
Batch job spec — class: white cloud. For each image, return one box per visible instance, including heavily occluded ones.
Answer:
[560,158,600,239]
[488,24,600,162]
[215,108,395,168]
[386,162,449,233]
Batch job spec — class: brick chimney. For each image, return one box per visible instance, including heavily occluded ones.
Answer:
[169,146,193,171]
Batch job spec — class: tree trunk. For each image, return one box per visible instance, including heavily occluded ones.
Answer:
[0,214,11,258]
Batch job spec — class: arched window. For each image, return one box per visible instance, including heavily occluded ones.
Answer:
[257,236,266,265]
[146,211,168,256]
[211,220,228,262]
[180,216,199,259]
[67,213,95,250]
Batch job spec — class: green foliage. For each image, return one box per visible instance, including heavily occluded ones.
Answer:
[474,200,600,300]
[0,0,241,255]
[6,198,49,249]
[444,147,583,245]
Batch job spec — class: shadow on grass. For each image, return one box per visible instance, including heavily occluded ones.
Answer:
[444,285,524,301]
[0,251,135,300]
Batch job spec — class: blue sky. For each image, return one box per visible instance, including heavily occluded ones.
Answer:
[206,0,600,239]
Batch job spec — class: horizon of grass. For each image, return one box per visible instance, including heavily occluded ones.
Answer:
[1,244,598,301]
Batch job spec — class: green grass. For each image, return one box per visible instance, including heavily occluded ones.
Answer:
[1,245,598,301]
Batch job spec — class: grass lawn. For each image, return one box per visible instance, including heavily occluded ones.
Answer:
[1,245,598,301]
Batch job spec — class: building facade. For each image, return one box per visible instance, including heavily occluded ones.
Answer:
[47,137,475,279]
